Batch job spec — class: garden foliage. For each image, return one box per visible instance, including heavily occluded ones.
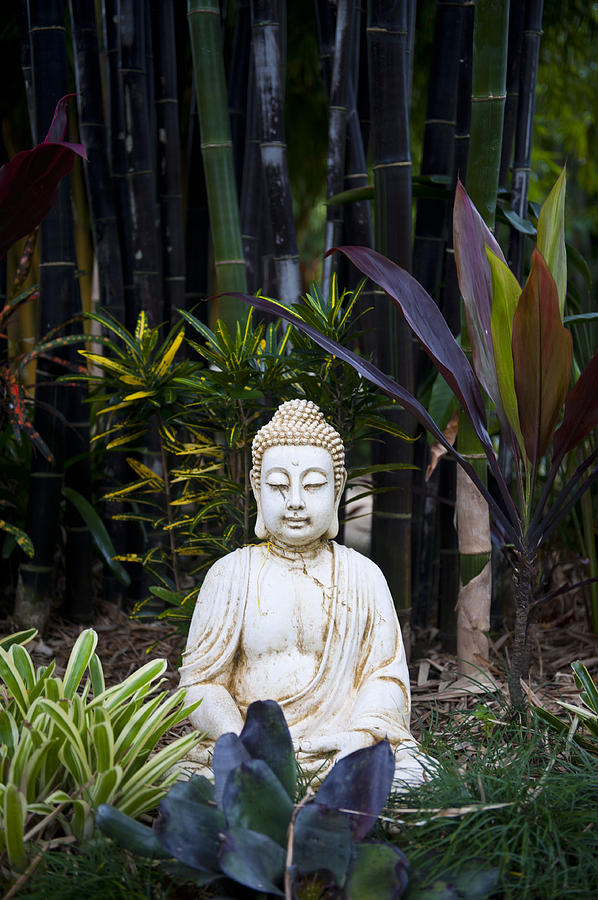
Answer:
[237,168,598,705]
[0,627,199,874]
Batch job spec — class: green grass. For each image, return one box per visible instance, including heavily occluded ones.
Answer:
[386,704,598,899]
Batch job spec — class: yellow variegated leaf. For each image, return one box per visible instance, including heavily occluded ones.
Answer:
[126,457,164,485]
[78,351,131,376]
[122,390,156,401]
[155,329,184,378]
[119,374,145,385]
[135,311,148,342]
[106,430,146,450]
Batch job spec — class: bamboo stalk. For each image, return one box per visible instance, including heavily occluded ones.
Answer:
[16,1,87,631]
[119,0,162,325]
[322,0,354,298]
[508,0,544,283]
[228,0,251,193]
[412,0,466,639]
[154,0,185,327]
[70,0,125,324]
[456,0,509,680]
[367,0,414,633]
[250,0,301,304]
[185,86,210,320]
[188,0,247,323]
[498,0,525,194]
[103,0,135,328]
[240,61,264,293]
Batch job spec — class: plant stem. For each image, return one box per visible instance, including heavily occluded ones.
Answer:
[158,424,180,592]
[508,551,536,707]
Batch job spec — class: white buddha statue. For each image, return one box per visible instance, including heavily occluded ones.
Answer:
[179,399,428,784]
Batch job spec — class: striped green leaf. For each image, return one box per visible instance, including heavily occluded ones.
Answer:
[63,628,98,700]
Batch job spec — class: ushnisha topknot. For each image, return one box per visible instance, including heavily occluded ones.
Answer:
[252,399,346,493]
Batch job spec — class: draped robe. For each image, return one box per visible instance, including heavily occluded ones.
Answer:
[179,542,424,777]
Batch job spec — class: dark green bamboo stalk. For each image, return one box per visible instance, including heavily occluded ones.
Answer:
[315,0,336,95]
[240,62,264,293]
[411,0,466,633]
[322,0,355,298]
[185,87,210,319]
[188,0,247,324]
[456,0,509,678]
[103,0,135,327]
[16,1,88,630]
[154,0,185,327]
[228,0,251,194]
[70,0,125,324]
[251,0,301,304]
[498,0,525,194]
[367,0,414,630]
[119,0,162,325]
[508,0,544,283]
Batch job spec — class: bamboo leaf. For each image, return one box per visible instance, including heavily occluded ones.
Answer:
[487,248,525,453]
[537,166,567,317]
[512,249,573,463]
[63,487,131,587]
[552,349,598,461]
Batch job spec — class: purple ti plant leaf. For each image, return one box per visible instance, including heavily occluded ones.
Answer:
[230,290,519,543]
[0,94,87,259]
[511,249,572,464]
[553,349,598,464]
[453,178,508,421]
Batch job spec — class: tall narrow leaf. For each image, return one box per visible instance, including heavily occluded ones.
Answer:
[536,165,567,317]
[453,179,506,414]
[512,249,572,463]
[552,349,598,461]
[487,247,524,453]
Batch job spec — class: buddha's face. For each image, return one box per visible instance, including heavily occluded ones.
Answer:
[254,445,338,547]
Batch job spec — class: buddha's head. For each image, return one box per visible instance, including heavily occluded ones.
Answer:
[250,400,347,547]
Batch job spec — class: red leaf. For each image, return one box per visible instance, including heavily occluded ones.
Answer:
[553,349,598,460]
[0,95,86,259]
[512,249,572,463]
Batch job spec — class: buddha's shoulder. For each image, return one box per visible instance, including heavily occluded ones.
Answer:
[205,545,254,577]
[331,542,387,582]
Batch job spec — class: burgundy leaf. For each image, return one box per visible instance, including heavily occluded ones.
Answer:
[453,179,507,409]
[512,249,573,463]
[327,245,491,453]
[0,95,86,259]
[553,349,598,461]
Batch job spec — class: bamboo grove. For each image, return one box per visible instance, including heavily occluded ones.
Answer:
[0,1,597,699]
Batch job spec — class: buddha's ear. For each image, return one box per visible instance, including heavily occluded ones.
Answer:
[250,469,267,539]
[326,467,348,540]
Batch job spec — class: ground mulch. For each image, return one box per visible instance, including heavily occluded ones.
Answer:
[2,593,596,742]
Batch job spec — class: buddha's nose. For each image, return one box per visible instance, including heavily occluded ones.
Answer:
[286,482,305,509]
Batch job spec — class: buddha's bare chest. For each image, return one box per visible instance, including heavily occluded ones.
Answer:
[241,556,333,655]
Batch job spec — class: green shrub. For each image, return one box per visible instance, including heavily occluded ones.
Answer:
[0,627,199,875]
